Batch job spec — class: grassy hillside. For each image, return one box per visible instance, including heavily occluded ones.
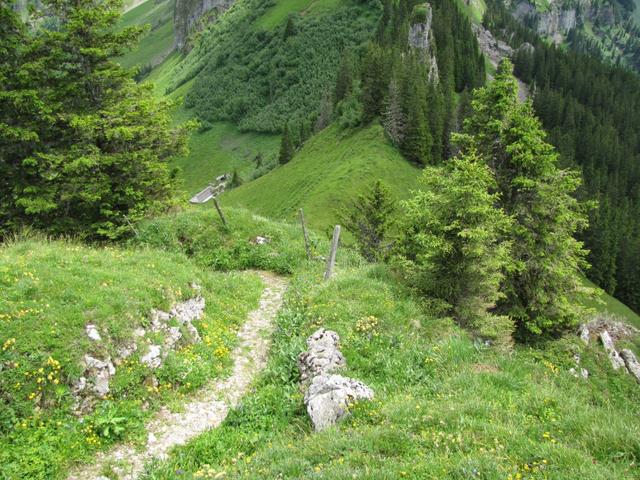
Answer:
[117,0,175,70]
[173,122,280,198]
[0,237,265,479]
[256,0,346,30]
[143,261,640,480]
[223,124,421,232]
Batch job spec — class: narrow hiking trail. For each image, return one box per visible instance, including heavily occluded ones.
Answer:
[67,271,288,480]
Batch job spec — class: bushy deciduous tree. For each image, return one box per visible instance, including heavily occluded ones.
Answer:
[395,152,514,345]
[0,0,192,239]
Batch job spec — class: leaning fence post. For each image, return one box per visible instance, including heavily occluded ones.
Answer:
[299,208,312,260]
[213,197,228,228]
[324,225,341,281]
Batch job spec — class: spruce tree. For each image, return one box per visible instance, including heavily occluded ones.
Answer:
[339,180,396,262]
[279,123,294,165]
[0,0,192,239]
[382,78,407,146]
[396,151,514,346]
[456,60,591,335]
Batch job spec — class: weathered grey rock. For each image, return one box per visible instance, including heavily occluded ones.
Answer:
[579,324,590,345]
[82,355,116,397]
[298,329,346,383]
[174,0,235,51]
[583,315,638,343]
[600,331,627,371]
[298,328,374,431]
[305,374,374,431]
[85,324,101,342]
[408,4,439,82]
[620,349,640,383]
[117,342,137,361]
[141,345,163,369]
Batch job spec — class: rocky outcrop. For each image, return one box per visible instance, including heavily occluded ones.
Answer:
[174,0,235,52]
[471,23,530,101]
[408,4,439,82]
[298,329,374,431]
[72,293,205,413]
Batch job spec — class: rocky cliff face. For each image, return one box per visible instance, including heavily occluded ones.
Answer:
[408,4,439,82]
[174,0,235,51]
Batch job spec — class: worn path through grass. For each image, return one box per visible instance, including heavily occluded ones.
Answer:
[67,271,288,480]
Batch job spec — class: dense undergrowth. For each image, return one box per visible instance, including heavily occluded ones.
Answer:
[0,223,283,478]
[141,262,640,479]
[168,0,378,132]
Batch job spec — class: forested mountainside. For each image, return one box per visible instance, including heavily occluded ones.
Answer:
[502,0,640,71]
[485,0,640,312]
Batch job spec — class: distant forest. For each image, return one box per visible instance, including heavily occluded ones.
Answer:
[485,0,640,312]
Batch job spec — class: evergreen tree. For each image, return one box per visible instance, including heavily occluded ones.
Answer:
[382,78,407,146]
[314,92,333,132]
[283,14,297,39]
[456,60,592,335]
[230,169,242,189]
[396,151,514,346]
[279,123,294,165]
[0,0,192,239]
[334,50,355,105]
[339,180,396,262]
[360,42,389,123]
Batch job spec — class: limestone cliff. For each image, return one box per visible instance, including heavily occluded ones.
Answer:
[408,4,439,82]
[174,0,235,51]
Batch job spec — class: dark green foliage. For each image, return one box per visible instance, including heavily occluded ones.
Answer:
[0,0,191,240]
[456,60,591,336]
[179,0,378,133]
[278,123,294,165]
[230,169,242,189]
[396,152,514,345]
[341,0,484,165]
[485,0,640,313]
[339,180,396,262]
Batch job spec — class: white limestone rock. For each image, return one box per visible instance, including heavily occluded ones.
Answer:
[298,329,346,383]
[85,324,101,342]
[620,349,640,384]
[141,345,163,369]
[304,374,374,432]
[600,331,627,371]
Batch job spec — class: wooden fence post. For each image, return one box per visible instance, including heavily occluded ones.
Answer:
[324,225,341,281]
[213,197,228,228]
[299,208,312,260]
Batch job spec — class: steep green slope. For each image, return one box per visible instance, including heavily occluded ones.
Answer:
[223,124,421,231]
[117,0,175,71]
[169,0,379,132]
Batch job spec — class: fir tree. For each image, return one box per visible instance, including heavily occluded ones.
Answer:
[0,0,192,239]
[339,180,396,262]
[456,60,592,335]
[396,151,514,346]
[382,78,407,146]
[279,123,294,165]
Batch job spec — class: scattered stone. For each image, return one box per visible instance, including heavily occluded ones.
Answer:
[620,349,640,383]
[251,236,271,245]
[599,331,627,371]
[82,355,116,398]
[582,315,639,343]
[116,342,137,361]
[85,324,101,342]
[305,374,374,432]
[141,345,162,369]
[297,329,346,383]
[579,324,590,345]
[298,328,374,431]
